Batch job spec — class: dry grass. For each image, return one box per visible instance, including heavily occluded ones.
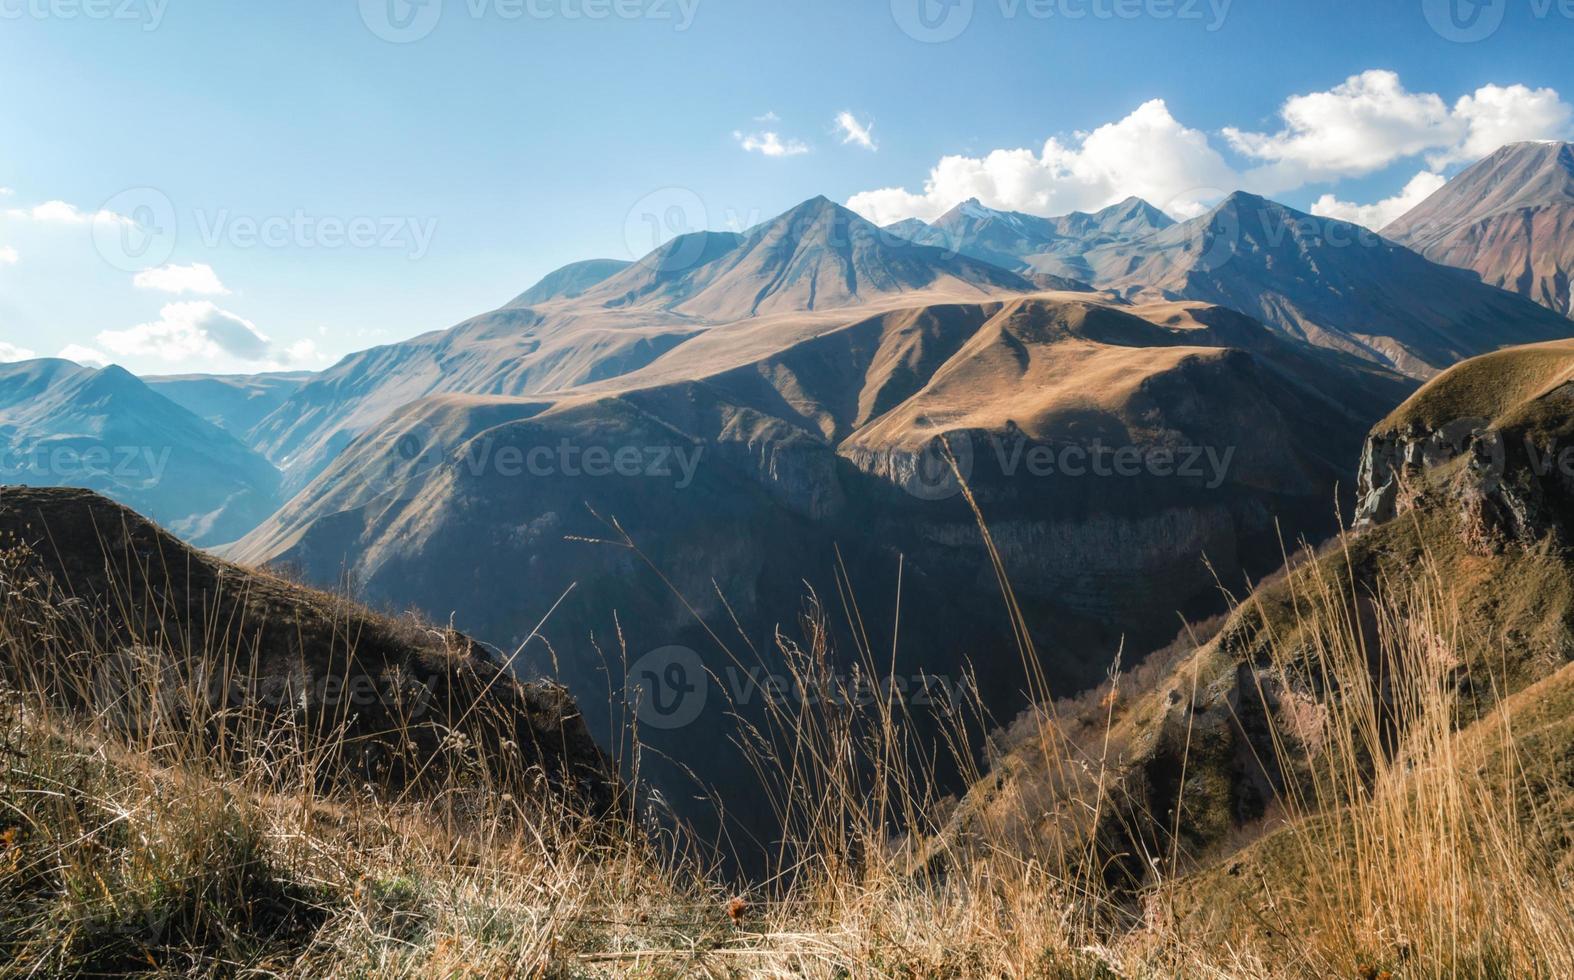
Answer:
[3,509,1573,977]
[1154,537,1574,978]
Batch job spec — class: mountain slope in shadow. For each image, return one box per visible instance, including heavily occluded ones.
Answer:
[0,359,282,546]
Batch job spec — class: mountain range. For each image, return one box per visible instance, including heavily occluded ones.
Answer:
[229,287,1413,838]
[581,195,1033,319]
[889,189,1572,378]
[7,140,1574,835]
[240,183,1568,500]
[0,359,281,545]
[246,196,1041,495]
[146,371,314,439]
[885,195,1174,283]
[1088,191,1574,377]
[928,330,1574,905]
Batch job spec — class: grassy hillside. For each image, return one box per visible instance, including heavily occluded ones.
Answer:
[6,326,1574,976]
[4,485,1574,976]
[5,500,1573,976]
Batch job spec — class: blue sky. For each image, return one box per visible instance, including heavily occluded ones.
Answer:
[1,0,1571,375]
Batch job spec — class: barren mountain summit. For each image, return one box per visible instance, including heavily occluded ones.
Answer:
[581,196,1033,319]
[1385,141,1574,316]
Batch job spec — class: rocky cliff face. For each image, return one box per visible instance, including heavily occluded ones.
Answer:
[1354,418,1509,530]
[1355,347,1574,549]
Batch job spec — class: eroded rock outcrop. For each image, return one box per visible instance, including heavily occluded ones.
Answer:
[1354,344,1574,549]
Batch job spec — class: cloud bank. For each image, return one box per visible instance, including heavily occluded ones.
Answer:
[0,341,37,362]
[848,71,1573,225]
[132,262,230,295]
[97,301,320,369]
[1311,170,1448,230]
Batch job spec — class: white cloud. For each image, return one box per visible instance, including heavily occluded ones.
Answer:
[848,73,1572,226]
[96,301,308,368]
[0,246,16,265]
[734,130,810,158]
[0,187,13,197]
[282,338,325,364]
[58,344,109,368]
[133,262,229,295]
[835,111,878,151]
[1439,84,1574,165]
[1225,71,1456,190]
[31,200,95,223]
[754,111,780,123]
[1311,170,1447,231]
[0,341,37,362]
[847,98,1236,224]
[1226,71,1574,191]
[5,199,130,227]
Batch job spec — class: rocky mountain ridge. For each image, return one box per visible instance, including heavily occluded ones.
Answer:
[1384,141,1574,317]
